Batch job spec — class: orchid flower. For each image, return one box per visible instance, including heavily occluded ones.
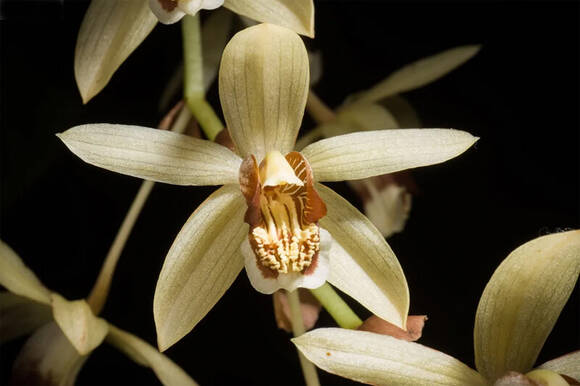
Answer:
[0,241,196,386]
[293,230,580,385]
[75,0,314,103]
[59,23,477,351]
[300,45,481,238]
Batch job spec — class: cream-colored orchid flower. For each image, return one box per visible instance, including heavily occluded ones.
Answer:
[0,241,197,386]
[293,230,580,385]
[75,0,314,103]
[59,23,477,351]
[300,45,481,238]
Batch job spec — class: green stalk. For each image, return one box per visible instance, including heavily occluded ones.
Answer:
[182,14,223,141]
[288,290,321,386]
[310,283,363,329]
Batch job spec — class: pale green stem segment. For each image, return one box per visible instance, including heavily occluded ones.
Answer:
[87,107,192,314]
[182,14,224,141]
[288,290,320,386]
[310,282,363,329]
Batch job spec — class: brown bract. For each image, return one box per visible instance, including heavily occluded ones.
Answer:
[358,314,427,342]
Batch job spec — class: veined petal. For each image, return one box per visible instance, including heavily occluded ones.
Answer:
[51,294,109,355]
[58,124,241,186]
[106,324,197,386]
[293,328,487,386]
[0,292,52,343]
[474,230,580,381]
[149,0,186,24]
[356,45,481,104]
[316,184,409,329]
[154,185,247,351]
[11,322,88,386]
[223,0,314,37]
[219,23,309,160]
[538,351,580,381]
[75,0,157,103]
[302,129,478,182]
[0,241,51,305]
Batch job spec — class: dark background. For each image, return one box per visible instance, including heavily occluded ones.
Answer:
[1,1,578,385]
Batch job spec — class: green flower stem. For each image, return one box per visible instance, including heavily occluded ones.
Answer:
[310,283,363,329]
[288,290,321,386]
[182,14,224,141]
[87,107,192,315]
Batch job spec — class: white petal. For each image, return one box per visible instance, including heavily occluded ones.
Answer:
[75,0,157,103]
[317,184,409,328]
[223,0,314,37]
[0,292,52,343]
[58,124,241,186]
[0,240,51,305]
[242,228,331,294]
[538,351,580,381]
[356,45,481,103]
[51,294,109,355]
[154,185,247,351]
[106,324,197,386]
[149,0,186,24]
[219,23,309,160]
[302,129,478,182]
[293,328,487,385]
[11,322,88,386]
[474,230,580,381]
[178,0,223,14]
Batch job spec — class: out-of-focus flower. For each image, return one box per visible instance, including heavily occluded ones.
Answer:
[59,23,477,351]
[300,45,481,238]
[0,241,196,386]
[293,230,580,385]
[74,0,314,103]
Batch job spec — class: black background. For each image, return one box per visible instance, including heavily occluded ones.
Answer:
[1,1,578,385]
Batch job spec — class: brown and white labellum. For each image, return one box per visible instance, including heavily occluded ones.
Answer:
[239,150,330,293]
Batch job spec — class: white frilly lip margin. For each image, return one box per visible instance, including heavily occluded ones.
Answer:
[242,228,331,294]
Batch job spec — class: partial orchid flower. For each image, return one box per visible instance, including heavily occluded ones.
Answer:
[74,0,314,103]
[59,23,477,351]
[299,45,481,238]
[293,230,580,385]
[0,241,196,386]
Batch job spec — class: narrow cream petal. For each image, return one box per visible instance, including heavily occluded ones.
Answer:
[538,351,580,381]
[202,9,234,91]
[302,129,478,182]
[51,294,109,355]
[0,241,51,305]
[0,292,52,343]
[219,23,309,160]
[149,0,186,24]
[75,0,157,103]
[57,124,241,186]
[241,229,330,294]
[316,184,409,329]
[474,230,580,381]
[154,185,247,351]
[333,102,398,135]
[293,328,487,386]
[106,324,197,386]
[223,0,314,37]
[356,45,481,103]
[11,322,88,386]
